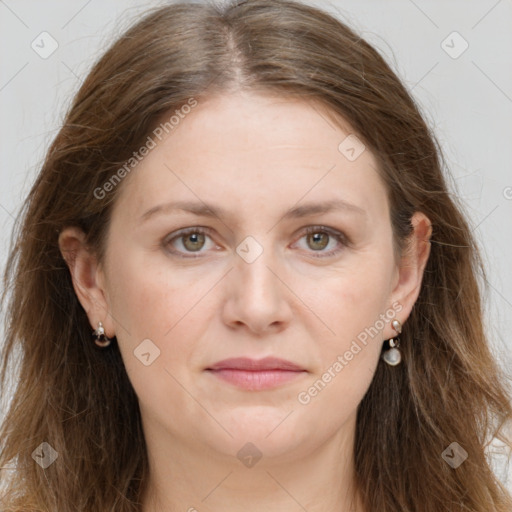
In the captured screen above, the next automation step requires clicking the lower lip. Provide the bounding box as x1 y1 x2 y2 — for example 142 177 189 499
206 369 306 390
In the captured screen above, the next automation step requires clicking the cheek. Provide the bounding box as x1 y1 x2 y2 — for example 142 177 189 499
106 253 203 410
306 260 393 350
294 279 389 425
105 244 227 366
107 246 199 338
292 257 394 418
103 250 191 379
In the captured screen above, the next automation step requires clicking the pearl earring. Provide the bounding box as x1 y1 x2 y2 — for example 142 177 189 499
382 319 402 366
92 321 112 348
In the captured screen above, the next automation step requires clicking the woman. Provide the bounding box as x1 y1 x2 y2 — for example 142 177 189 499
1 0 511 510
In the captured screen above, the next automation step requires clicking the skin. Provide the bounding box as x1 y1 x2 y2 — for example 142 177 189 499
59 91 432 512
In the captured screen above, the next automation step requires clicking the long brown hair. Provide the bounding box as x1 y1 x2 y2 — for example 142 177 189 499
1 1 511 510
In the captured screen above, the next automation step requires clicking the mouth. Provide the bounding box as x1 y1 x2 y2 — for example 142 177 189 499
205 357 307 391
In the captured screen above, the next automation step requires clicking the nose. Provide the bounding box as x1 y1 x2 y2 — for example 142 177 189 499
221 241 293 335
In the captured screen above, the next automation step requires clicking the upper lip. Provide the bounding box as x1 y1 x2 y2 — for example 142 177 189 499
207 357 305 372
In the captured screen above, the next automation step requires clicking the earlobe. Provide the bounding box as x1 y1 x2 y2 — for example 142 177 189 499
58 227 115 338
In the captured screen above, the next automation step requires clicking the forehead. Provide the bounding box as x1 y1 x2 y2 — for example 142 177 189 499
110 91 387 225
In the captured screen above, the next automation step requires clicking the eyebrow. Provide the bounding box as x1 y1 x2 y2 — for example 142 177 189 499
139 198 367 225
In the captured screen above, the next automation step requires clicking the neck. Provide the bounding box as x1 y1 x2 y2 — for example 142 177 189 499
140 410 366 512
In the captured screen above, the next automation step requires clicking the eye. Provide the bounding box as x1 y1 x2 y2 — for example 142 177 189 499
294 226 349 258
163 227 217 257
163 225 349 259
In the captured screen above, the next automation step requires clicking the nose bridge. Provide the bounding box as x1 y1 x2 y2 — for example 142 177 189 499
222 232 292 332
234 234 279 300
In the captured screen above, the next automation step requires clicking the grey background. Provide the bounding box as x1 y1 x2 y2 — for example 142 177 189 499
0 0 511 489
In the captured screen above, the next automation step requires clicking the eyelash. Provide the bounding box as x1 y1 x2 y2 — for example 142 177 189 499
163 225 350 259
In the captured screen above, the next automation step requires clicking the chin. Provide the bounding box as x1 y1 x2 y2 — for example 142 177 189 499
198 415 309 460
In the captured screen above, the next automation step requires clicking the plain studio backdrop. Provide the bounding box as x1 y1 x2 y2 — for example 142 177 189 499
0 0 511 492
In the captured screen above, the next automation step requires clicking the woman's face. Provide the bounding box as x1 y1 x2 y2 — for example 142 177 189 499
67 91 430 465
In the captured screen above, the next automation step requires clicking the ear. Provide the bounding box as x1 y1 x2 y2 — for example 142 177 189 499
386 211 432 337
58 226 116 338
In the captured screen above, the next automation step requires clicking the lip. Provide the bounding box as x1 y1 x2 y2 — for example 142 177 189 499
207 357 304 372
205 357 307 391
